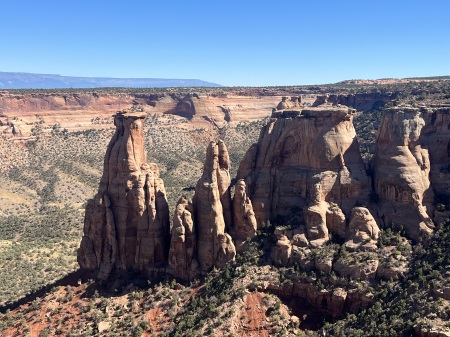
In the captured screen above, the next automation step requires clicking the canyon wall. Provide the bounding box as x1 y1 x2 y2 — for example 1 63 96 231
0 91 282 138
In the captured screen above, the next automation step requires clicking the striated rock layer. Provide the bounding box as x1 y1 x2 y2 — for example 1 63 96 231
237 106 372 246
78 110 170 280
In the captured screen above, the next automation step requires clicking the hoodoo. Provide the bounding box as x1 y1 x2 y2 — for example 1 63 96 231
78 110 170 280
193 140 236 272
167 196 198 280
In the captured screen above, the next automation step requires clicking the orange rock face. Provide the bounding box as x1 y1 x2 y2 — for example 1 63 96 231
167 196 198 280
372 106 450 240
78 110 170 280
372 107 434 240
0 91 282 138
193 140 236 272
237 107 371 246
233 179 258 252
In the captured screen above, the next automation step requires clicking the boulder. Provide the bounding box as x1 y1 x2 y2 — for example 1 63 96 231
345 207 379 251
271 235 292 266
275 96 302 110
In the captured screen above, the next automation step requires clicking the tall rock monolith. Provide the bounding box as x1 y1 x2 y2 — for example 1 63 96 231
78 110 170 280
193 140 236 272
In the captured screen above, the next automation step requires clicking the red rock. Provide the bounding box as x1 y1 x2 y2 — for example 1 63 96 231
78 110 170 280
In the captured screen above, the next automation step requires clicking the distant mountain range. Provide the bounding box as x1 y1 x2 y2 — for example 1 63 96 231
0 71 221 89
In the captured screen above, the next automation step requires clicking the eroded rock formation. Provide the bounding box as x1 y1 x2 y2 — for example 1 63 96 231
420 106 450 199
372 106 434 240
233 179 258 252
312 92 398 111
78 110 170 280
193 140 236 272
275 96 302 110
172 94 197 119
237 106 372 246
344 207 380 252
167 196 198 280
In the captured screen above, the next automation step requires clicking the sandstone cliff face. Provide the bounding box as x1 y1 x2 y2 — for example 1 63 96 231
172 94 197 119
78 110 170 280
237 106 372 246
312 92 398 111
372 107 434 240
193 140 236 272
0 91 282 138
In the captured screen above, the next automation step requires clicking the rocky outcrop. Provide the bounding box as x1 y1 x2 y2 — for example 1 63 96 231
167 196 198 280
420 106 450 199
233 179 257 252
344 207 380 251
266 277 374 318
372 106 434 240
78 110 170 280
172 94 197 119
415 324 450 337
237 106 372 246
312 92 398 111
193 140 236 272
275 96 302 110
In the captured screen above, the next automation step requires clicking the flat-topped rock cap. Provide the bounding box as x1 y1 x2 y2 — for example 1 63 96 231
272 106 355 118
114 109 147 119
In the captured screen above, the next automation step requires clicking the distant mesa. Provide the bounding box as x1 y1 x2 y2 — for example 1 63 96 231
0 71 222 89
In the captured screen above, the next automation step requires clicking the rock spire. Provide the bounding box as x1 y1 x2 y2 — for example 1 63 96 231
78 110 170 280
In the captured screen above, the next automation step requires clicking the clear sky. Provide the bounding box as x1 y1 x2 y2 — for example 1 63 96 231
1 0 449 86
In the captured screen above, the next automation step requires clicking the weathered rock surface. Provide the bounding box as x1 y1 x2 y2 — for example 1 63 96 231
266 277 374 318
78 110 170 280
237 106 372 246
420 107 450 199
275 96 302 110
312 92 398 111
172 94 197 119
193 140 236 272
233 179 257 252
0 90 283 138
372 106 434 240
415 324 450 337
167 196 198 280
345 207 380 251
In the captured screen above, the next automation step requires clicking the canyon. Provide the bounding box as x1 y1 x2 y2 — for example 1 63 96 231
77 95 450 327
0 85 410 141
2 80 450 336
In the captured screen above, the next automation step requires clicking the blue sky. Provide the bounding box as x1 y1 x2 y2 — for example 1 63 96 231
1 0 449 86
